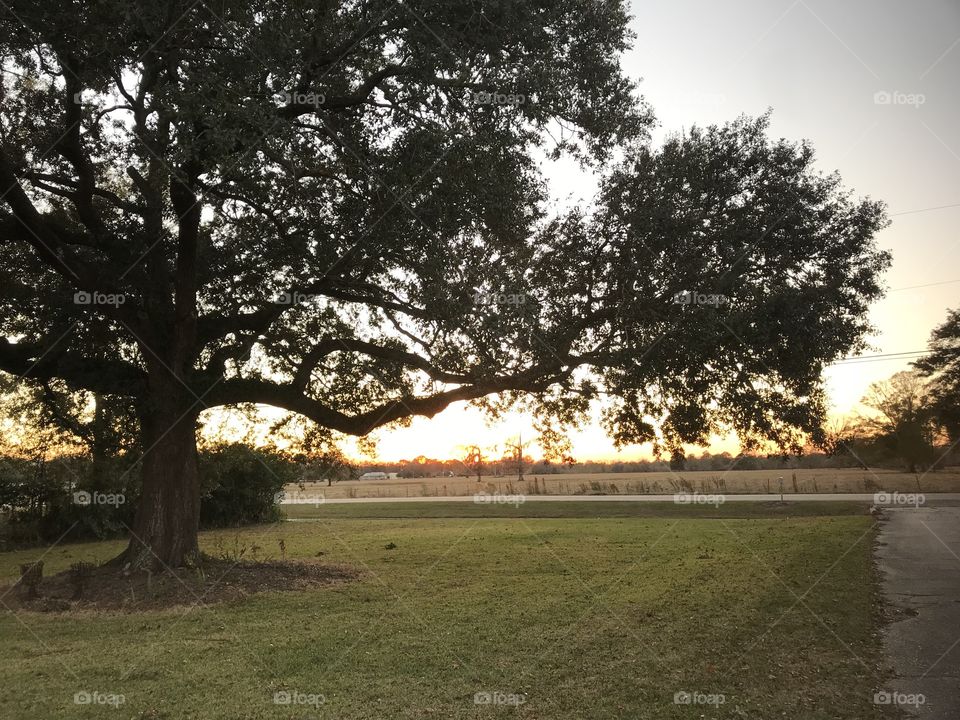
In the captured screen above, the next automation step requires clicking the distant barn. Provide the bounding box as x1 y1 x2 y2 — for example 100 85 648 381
359 471 389 480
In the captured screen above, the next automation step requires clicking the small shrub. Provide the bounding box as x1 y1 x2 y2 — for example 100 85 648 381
69 561 96 600
199 444 296 528
18 561 43 599
212 534 248 562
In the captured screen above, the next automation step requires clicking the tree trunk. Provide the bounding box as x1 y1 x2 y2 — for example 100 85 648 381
121 383 201 570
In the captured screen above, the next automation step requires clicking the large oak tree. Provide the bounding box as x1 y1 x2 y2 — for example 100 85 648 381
0 0 889 568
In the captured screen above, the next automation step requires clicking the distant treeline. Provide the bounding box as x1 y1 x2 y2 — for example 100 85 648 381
354 448 958 479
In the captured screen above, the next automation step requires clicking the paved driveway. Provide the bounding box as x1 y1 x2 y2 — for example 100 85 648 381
876 507 960 718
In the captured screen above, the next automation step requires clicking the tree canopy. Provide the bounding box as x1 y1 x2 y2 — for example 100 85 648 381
0 0 890 566
915 306 960 443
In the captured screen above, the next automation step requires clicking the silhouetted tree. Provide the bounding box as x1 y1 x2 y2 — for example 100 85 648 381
0 1 889 567
915 307 960 443
859 371 938 472
502 435 531 481
462 445 487 482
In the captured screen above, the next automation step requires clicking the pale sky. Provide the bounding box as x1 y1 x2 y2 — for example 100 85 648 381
219 0 960 462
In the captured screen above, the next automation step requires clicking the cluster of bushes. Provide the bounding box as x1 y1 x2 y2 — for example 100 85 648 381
199 444 299 528
0 444 299 549
0 455 138 547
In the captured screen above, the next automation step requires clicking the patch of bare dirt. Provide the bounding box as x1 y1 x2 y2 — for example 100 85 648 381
2 558 362 613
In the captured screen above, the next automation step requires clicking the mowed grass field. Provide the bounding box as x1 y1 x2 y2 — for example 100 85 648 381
0 502 896 719
299 466 960 499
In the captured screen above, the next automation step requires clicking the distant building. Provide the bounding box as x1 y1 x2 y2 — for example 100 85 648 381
359 471 388 480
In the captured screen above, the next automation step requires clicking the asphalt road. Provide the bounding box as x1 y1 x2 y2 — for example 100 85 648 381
876 507 960 719
282 492 960 505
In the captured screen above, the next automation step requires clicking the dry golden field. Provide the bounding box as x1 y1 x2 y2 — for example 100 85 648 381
284 466 960 500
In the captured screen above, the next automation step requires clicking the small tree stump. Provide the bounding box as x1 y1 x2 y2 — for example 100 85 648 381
69 562 96 600
18 561 44 599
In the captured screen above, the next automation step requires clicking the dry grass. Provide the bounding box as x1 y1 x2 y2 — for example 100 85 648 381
287 466 960 500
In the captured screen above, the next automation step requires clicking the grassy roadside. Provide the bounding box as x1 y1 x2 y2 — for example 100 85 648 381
0 505 893 719
282 499 872 520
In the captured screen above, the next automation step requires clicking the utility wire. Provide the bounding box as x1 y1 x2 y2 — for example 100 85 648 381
830 356 926 366
890 202 960 217
835 351 926 361
888 278 960 292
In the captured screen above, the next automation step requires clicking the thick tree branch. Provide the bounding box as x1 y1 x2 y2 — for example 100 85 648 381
291 336 472 391
0 337 146 397
206 369 562 436
197 282 431 346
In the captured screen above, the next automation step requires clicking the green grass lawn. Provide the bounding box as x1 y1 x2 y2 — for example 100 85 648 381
282 499 872 520
0 503 893 719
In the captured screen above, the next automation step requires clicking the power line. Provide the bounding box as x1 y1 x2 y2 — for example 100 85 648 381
838 350 926 360
890 202 960 217
830 350 927 366
830 356 925 366
888 278 960 292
